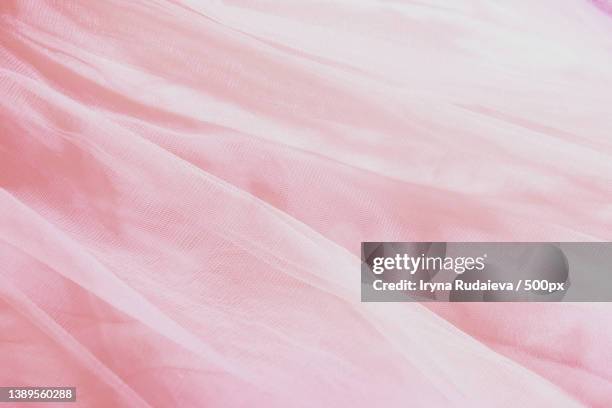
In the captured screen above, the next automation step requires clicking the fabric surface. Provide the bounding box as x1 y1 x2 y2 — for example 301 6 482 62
1 0 612 406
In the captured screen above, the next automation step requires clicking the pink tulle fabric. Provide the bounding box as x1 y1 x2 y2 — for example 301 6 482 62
1 0 612 406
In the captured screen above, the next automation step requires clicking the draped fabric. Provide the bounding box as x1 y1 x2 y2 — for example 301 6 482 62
1 1 611 406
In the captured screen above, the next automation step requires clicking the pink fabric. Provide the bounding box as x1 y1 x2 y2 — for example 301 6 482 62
1 0 612 406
